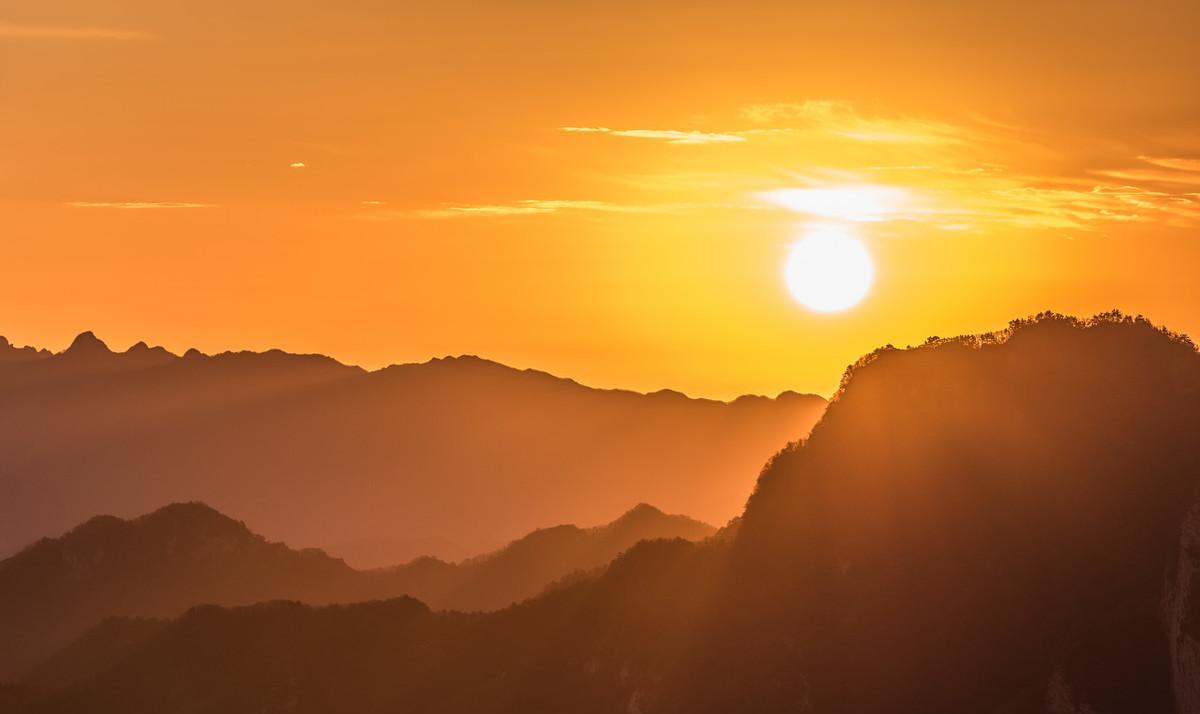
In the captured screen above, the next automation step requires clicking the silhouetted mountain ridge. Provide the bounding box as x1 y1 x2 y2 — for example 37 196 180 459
2 333 801 406
0 501 713 681
0 336 51 366
0 331 823 569
12 312 1200 713
700 311 1200 713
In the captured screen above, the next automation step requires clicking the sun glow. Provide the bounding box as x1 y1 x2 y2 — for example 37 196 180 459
785 225 875 312
761 185 910 222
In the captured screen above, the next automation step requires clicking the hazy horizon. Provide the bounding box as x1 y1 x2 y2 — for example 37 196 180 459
5 1 1198 399
0 327 835 401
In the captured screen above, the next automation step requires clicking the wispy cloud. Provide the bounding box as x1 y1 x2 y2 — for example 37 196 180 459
559 101 969 156
1094 168 1200 186
461 101 1200 232
560 127 747 145
971 183 1200 230
356 199 691 220
415 199 668 219
757 185 916 222
67 201 210 209
753 171 1200 232
0 23 151 40
1138 156 1200 172
740 100 967 144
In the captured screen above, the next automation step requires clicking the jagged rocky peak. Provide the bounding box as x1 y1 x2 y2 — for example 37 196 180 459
0 335 53 365
121 340 176 364
63 331 112 357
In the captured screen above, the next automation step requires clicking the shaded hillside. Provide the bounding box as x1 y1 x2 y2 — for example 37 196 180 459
0 501 712 681
0 503 358 681
16 539 721 714
14 312 1200 714
22 618 167 692
0 333 823 566
381 502 714 612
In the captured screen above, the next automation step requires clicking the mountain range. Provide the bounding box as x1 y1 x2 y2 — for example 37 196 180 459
0 500 711 682
5 312 1199 713
0 332 823 567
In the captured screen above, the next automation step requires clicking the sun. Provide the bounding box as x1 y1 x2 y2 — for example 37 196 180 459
785 225 875 312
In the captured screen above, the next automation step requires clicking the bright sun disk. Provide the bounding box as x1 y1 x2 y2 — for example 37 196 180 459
785 225 875 312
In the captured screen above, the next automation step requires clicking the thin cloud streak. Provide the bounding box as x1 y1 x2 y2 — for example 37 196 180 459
1096 168 1200 185
67 202 211 209
0 23 151 40
360 199 699 220
740 100 968 145
563 101 975 153
560 127 747 145
415 199 670 219
1139 156 1200 172
758 185 915 222
754 171 1200 232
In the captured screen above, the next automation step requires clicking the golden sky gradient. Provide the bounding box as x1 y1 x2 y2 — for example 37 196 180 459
2 0 1199 398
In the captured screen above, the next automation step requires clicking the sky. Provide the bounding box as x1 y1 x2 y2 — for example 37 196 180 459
2 0 1198 398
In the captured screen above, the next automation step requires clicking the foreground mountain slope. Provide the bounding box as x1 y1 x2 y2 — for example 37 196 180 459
688 312 1200 713
0 333 823 567
0 501 712 681
14 312 1200 714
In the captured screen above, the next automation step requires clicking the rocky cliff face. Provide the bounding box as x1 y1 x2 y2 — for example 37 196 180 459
1166 497 1200 714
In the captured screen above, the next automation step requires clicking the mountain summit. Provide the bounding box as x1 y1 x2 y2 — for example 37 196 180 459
62 331 110 356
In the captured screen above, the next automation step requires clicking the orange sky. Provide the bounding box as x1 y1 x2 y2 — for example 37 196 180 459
2 0 1199 398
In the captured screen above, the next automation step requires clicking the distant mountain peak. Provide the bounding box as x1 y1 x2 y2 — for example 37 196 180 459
63 331 112 356
604 503 715 541
421 354 504 370
125 341 151 353
620 502 665 519
137 500 234 523
126 341 176 362
0 336 54 365
47 502 251 547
